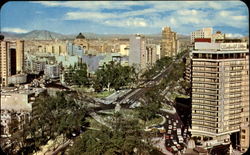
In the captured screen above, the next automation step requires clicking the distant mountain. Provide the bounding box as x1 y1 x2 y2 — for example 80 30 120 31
20 30 69 40
1 29 191 41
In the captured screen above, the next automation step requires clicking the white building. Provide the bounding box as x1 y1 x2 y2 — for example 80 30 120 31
129 34 146 71
191 28 213 43
44 64 60 79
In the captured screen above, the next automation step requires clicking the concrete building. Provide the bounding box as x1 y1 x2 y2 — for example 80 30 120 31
44 64 60 79
55 55 80 68
0 86 45 138
156 44 161 60
145 44 157 67
0 92 32 137
190 42 249 150
38 41 67 56
0 39 25 87
191 28 213 43
129 34 146 71
67 42 85 58
161 26 178 57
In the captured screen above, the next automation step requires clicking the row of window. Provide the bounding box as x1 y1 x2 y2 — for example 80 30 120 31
193 72 218 77
192 89 217 94
193 61 218 66
193 105 217 111
192 116 217 122
193 110 218 116
193 77 219 83
193 83 218 89
193 94 217 100
192 99 218 105
192 126 217 133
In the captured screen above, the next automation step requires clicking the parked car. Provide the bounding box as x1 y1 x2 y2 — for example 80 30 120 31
167 130 171 134
169 125 173 129
176 144 182 150
165 134 170 139
178 136 184 143
170 135 174 139
173 122 177 126
173 140 178 145
171 146 178 152
166 147 173 152
177 128 182 136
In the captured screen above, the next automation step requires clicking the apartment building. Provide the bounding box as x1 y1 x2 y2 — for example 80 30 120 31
191 28 213 43
161 27 178 57
0 39 25 87
129 34 147 71
190 42 249 150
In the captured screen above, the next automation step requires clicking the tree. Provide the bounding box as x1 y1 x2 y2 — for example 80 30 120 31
64 62 89 86
94 61 136 91
69 115 156 155
136 88 163 125
5 91 89 154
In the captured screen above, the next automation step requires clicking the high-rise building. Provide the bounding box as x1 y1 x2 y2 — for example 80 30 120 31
161 26 177 57
191 28 213 43
0 39 24 87
129 34 146 70
190 41 249 149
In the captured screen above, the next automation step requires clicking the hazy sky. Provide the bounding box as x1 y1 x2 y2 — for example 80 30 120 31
1 1 248 37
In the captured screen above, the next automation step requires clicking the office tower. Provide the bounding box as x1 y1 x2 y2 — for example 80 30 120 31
0 39 24 87
190 41 249 149
129 34 146 70
191 27 213 43
161 26 177 58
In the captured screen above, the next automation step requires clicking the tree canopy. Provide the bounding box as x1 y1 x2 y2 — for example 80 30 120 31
94 61 137 91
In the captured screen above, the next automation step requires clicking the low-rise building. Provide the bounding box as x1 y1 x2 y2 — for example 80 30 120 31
44 64 60 79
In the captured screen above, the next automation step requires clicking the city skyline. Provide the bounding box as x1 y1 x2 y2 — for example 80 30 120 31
0 1 248 37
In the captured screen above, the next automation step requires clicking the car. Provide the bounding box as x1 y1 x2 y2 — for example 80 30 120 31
178 136 184 143
177 128 182 135
173 122 177 126
166 147 173 152
173 140 178 145
171 146 178 152
167 130 171 134
165 134 170 139
169 125 173 129
176 144 182 150
168 120 171 124
170 135 174 139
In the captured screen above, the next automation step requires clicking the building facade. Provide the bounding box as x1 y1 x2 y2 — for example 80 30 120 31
0 40 25 87
190 42 249 150
129 34 146 71
44 64 60 79
191 28 213 44
161 27 178 57
145 44 157 68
